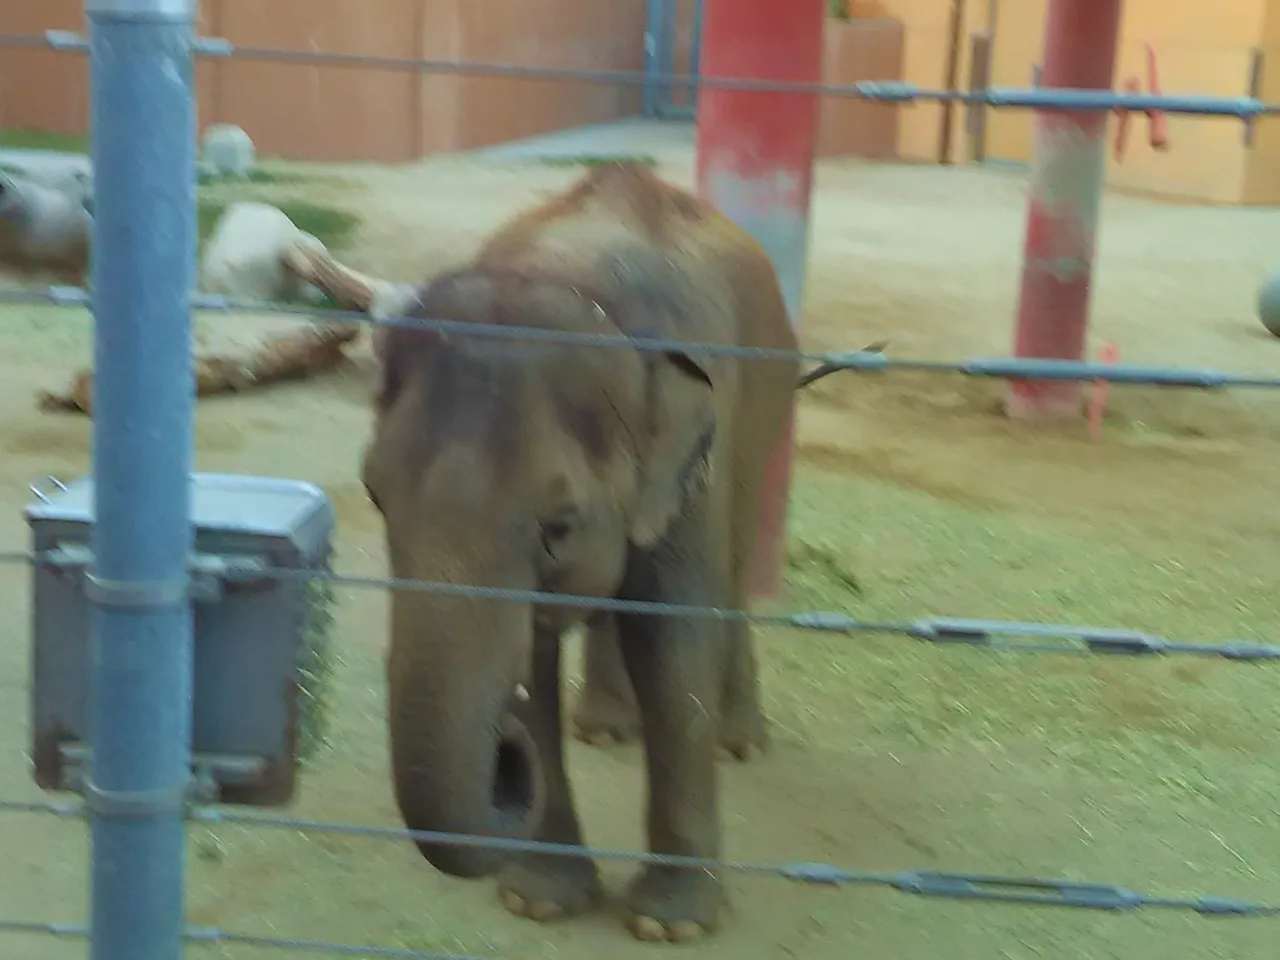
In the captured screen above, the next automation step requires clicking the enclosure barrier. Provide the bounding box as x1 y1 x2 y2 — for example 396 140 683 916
2 27 1275 117
2 8 1280 959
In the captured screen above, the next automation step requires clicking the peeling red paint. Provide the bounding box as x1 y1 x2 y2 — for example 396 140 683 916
1008 0 1122 421
696 0 824 598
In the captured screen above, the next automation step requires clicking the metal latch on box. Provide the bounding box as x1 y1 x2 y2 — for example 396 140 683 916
41 544 274 604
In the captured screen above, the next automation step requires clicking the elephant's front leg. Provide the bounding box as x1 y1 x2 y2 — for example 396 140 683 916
616 579 727 941
571 612 641 746
498 628 603 922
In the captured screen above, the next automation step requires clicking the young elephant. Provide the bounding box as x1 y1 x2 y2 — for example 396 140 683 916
360 163 798 942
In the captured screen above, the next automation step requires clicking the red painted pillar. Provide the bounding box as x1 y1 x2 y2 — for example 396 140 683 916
696 0 824 598
1006 0 1122 420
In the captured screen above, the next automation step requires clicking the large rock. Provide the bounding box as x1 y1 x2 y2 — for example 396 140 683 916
0 170 92 279
199 201 326 303
201 124 256 179
0 155 93 212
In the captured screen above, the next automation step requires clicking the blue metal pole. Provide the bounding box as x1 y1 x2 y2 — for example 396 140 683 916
643 0 663 117
83 1 197 959
688 0 704 110
656 0 676 117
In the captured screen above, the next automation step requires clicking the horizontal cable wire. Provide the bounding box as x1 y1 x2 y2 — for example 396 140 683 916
191 930 491 959
1 285 1277 389
0 30 1274 118
3 547 1279 660
0 799 1276 918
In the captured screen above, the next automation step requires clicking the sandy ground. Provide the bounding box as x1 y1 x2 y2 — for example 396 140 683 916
1 139 1280 960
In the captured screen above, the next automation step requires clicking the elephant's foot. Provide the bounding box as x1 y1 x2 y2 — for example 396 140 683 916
715 701 768 763
571 689 641 747
497 855 603 923
624 865 726 943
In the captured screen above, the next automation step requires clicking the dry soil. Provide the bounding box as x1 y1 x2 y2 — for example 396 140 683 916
1 145 1278 960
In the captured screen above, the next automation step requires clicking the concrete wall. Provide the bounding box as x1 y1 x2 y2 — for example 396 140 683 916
0 0 646 163
0 2 89 141
818 18 903 160
8 1 1279 203
970 0 1280 205
843 0 987 163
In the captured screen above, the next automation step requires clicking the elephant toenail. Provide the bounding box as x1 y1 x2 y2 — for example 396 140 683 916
629 915 666 942
669 920 706 943
500 889 527 916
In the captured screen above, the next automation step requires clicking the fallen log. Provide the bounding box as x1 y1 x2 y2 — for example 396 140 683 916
37 240 382 415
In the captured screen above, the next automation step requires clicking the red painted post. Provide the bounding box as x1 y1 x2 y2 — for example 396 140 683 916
1006 0 1122 420
696 0 824 598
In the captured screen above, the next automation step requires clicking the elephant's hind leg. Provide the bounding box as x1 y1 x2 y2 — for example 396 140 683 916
498 629 603 922
715 622 767 762
573 611 766 762
571 612 641 746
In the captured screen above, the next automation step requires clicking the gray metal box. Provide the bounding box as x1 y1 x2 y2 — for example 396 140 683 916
26 472 335 807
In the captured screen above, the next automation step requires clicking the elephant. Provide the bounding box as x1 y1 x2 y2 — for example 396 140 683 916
360 162 798 942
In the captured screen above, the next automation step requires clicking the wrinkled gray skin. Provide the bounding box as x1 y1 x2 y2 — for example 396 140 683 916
360 164 797 942
571 610 765 757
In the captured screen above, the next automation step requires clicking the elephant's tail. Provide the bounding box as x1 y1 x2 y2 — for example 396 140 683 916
796 340 889 390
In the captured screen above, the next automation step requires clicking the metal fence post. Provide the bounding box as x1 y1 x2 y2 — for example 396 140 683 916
695 0 824 598
1005 0 1121 420
83 1 197 959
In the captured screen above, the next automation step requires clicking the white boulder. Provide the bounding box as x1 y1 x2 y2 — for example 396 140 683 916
201 124 256 179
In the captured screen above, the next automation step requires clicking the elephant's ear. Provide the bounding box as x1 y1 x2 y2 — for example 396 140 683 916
629 349 716 548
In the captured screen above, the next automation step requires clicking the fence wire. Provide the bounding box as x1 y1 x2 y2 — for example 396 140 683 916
1 797 1277 921
2 15 1280 959
3 547 1279 660
2 285 1278 391
0 29 1275 118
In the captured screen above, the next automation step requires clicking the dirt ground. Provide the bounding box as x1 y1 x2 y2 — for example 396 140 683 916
1 143 1279 960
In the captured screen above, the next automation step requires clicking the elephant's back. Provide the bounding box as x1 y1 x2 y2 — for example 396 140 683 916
472 162 795 360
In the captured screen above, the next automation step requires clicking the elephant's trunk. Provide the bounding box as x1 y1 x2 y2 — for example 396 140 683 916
386 589 544 878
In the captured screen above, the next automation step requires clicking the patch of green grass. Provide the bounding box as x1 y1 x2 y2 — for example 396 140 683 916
197 167 310 186
0 128 89 154
196 196 359 252
538 153 658 168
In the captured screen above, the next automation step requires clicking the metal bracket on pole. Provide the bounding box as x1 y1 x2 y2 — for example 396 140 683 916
84 0 194 17
44 27 232 57
59 745 267 805
41 543 271 604
82 777 191 818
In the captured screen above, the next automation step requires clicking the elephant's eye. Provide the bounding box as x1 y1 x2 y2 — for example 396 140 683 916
539 510 577 555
